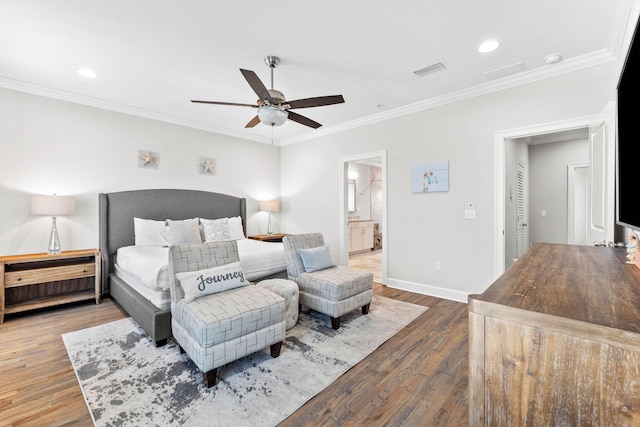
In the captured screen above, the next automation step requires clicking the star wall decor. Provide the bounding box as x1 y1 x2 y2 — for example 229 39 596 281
199 157 216 175
138 150 159 169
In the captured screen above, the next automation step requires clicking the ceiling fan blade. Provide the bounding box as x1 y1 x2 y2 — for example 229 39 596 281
287 111 322 129
245 115 261 128
191 100 259 108
286 95 345 109
240 69 272 103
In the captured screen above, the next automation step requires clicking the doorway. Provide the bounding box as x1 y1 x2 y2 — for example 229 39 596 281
503 128 590 270
494 106 616 278
339 150 387 284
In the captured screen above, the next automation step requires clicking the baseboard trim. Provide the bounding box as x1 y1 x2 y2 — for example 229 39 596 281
385 278 469 303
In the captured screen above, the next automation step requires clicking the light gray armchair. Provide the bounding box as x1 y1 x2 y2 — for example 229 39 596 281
282 233 373 329
169 241 286 388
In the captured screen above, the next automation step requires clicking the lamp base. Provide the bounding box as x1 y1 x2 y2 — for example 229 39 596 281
48 216 62 255
267 212 273 235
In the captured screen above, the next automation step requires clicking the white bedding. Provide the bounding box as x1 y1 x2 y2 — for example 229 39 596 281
114 239 287 307
235 238 287 281
116 245 171 291
114 264 172 310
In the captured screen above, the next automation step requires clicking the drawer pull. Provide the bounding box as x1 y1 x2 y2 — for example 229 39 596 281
17 277 21 281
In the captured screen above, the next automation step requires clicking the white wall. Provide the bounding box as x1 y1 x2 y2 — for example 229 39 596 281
529 138 589 245
0 88 281 256
280 62 620 299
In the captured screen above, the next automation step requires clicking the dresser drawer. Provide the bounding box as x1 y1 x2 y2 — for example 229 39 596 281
4 263 95 287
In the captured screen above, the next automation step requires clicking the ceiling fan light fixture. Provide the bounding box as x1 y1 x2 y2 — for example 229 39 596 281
258 106 288 126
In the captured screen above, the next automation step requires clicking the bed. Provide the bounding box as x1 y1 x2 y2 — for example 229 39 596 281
98 189 287 346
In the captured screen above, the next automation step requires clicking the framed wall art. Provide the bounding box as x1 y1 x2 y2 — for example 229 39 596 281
411 161 449 193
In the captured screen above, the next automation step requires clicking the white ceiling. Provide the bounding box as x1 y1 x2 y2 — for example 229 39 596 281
0 1 637 145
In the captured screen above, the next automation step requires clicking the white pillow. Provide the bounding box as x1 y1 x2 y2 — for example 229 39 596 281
167 218 202 244
200 218 230 242
298 245 337 273
175 261 248 303
134 218 171 246
228 216 245 240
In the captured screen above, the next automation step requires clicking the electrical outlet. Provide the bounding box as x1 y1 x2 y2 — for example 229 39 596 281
465 209 476 219
434 261 441 270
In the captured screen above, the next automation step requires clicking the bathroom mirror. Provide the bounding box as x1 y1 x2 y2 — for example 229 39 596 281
348 180 356 212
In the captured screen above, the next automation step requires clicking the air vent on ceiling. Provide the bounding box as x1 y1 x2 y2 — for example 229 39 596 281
413 61 447 77
484 62 526 80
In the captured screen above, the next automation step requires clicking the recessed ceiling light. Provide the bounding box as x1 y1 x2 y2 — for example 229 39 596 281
77 68 98 79
478 40 500 53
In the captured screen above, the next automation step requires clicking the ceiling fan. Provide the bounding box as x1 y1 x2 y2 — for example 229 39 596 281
191 55 345 129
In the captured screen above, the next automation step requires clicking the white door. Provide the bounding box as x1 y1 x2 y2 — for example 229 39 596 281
586 102 616 246
516 161 528 258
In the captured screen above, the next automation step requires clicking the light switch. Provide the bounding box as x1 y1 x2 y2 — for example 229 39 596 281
465 209 476 220
541 210 547 217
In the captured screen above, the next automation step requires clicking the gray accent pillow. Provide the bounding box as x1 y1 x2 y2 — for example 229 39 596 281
298 245 337 272
167 218 202 244
200 217 231 242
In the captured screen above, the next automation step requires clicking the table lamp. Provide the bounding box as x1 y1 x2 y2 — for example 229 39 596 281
31 194 76 254
259 200 279 235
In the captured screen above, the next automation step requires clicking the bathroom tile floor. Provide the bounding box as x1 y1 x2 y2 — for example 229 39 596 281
348 249 383 283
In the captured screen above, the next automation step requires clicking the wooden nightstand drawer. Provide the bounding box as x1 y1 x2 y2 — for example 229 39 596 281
5 263 95 287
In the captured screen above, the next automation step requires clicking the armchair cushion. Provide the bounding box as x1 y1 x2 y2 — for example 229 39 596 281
175 261 248 303
297 266 373 300
298 245 337 272
172 285 284 348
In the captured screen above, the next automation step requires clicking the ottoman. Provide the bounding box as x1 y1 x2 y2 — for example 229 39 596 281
256 279 299 329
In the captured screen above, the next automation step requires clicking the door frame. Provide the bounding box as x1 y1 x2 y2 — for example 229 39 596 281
494 115 601 280
338 150 387 283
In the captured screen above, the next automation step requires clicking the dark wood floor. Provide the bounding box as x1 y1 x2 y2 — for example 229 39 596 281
0 284 469 426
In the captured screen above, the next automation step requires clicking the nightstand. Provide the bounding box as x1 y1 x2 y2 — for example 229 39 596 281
0 249 101 323
248 233 288 243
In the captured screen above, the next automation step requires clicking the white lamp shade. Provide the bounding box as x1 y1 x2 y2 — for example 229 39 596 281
31 195 76 216
259 200 280 213
258 107 288 126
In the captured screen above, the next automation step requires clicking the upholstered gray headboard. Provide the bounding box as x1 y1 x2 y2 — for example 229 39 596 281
98 189 246 293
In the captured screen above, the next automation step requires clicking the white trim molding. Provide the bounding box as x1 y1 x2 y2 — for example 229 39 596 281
385 278 469 304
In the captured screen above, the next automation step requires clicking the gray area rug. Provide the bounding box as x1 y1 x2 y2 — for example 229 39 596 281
62 295 427 427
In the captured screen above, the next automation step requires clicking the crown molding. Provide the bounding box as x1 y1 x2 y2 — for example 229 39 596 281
0 76 272 145
279 49 617 146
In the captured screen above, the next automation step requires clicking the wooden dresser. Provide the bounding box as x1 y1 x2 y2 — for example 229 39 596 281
469 243 640 426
